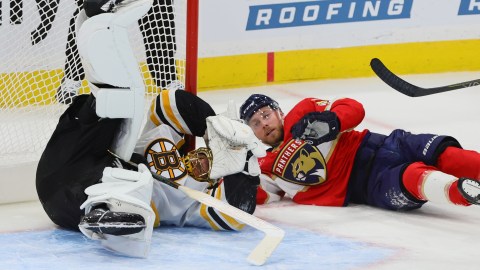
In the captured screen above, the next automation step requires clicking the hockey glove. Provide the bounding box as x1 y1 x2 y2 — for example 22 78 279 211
206 115 266 179
291 111 340 145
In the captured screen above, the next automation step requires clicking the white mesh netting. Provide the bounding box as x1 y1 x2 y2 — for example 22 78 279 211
0 0 188 167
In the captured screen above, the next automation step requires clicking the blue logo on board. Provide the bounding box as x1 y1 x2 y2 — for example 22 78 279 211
246 0 413 30
458 0 480 15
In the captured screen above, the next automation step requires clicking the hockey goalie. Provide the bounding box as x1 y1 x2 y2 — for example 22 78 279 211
35 0 266 258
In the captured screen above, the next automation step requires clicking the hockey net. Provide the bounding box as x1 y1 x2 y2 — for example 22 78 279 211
0 0 198 203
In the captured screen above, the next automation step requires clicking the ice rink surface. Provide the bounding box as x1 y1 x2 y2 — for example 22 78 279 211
1 72 479 269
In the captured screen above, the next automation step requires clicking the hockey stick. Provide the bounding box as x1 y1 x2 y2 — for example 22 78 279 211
107 150 284 266
370 58 480 97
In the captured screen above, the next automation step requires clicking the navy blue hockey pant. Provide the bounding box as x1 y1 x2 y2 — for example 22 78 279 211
346 129 460 211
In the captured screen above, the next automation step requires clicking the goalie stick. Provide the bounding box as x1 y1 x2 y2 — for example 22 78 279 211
107 150 284 266
370 58 480 97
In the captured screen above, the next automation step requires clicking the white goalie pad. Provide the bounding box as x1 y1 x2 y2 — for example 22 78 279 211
78 0 152 88
206 115 266 179
79 165 155 258
77 0 153 161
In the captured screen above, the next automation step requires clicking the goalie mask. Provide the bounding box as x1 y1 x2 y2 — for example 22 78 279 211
183 147 214 184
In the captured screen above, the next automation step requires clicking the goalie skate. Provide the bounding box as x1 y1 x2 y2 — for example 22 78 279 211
458 178 480 205
79 208 146 236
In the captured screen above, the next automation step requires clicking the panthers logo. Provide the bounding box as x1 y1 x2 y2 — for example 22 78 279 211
145 138 187 180
273 140 326 185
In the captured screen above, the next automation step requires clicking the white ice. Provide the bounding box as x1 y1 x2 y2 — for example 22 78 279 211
1 72 479 269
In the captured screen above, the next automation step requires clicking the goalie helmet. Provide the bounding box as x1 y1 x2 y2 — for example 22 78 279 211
240 94 280 122
183 147 214 184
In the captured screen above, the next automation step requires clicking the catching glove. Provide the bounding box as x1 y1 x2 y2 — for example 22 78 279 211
206 115 266 179
291 111 340 145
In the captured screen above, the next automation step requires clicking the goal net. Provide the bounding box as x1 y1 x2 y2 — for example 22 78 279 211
0 0 198 203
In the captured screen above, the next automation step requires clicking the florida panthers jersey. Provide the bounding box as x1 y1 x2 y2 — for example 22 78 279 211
257 97 368 206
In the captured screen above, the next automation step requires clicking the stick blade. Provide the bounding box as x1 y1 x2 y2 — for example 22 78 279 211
247 231 285 266
370 58 420 97
178 186 284 265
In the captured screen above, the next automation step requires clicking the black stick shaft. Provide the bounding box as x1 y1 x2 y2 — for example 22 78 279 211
370 58 480 97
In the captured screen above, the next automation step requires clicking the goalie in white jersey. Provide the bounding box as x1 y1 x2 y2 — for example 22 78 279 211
132 89 262 230
36 0 265 258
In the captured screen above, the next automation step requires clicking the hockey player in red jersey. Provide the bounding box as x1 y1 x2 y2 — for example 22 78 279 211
239 94 480 210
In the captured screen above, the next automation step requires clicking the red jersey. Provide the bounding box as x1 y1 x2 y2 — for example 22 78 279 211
257 98 368 206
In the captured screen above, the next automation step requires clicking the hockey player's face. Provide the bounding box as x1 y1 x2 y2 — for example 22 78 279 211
247 106 284 146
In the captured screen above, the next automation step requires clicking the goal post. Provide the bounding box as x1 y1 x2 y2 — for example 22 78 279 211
0 0 199 204
184 0 199 153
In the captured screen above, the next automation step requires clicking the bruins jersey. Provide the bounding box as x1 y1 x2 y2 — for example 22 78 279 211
135 90 257 231
145 89 215 137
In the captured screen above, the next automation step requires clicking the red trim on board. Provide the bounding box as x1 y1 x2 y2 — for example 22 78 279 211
267 52 275 82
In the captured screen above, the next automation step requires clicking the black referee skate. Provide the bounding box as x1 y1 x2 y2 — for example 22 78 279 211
458 178 480 205
79 208 146 236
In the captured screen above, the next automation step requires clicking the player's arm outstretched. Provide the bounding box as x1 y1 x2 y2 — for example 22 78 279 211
289 97 365 145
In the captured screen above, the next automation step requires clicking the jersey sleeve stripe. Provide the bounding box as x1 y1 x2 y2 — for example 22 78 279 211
219 212 245 230
214 185 245 230
209 185 241 231
150 200 161 227
160 90 186 134
149 99 161 126
199 198 220 230
207 206 233 231
167 90 193 135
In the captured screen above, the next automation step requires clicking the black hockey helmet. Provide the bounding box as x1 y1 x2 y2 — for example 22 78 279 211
240 94 280 122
